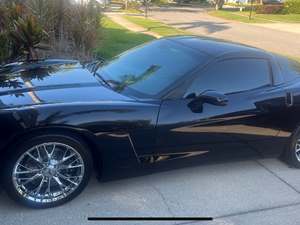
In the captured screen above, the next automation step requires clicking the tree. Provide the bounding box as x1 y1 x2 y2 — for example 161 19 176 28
209 0 225 10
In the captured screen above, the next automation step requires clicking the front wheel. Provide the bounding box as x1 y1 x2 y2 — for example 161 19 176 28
3 134 92 208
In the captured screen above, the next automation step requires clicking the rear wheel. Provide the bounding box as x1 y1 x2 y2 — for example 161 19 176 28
285 128 300 168
3 134 92 208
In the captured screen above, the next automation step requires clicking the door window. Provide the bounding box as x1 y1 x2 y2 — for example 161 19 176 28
186 58 271 95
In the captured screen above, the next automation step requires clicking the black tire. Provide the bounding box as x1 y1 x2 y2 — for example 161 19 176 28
285 127 300 168
2 134 93 208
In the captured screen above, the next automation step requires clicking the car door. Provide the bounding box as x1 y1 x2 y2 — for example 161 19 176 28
155 57 287 157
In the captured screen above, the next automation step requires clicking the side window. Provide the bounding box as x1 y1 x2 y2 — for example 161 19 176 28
186 58 271 95
276 55 300 82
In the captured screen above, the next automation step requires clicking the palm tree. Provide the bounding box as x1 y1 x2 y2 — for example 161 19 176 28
9 16 49 61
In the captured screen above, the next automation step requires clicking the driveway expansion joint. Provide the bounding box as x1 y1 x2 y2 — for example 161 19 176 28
175 201 300 225
150 184 175 217
254 159 300 195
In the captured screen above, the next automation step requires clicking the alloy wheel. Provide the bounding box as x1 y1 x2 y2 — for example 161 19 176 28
12 142 85 203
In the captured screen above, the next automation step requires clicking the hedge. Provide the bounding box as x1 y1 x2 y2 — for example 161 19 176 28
256 4 284 14
284 0 300 14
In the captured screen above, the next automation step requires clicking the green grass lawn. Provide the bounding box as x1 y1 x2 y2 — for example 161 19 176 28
209 10 300 23
95 17 155 59
123 15 188 36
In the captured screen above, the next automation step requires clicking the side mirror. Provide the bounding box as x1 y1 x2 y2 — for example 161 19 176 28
198 90 228 106
186 90 228 113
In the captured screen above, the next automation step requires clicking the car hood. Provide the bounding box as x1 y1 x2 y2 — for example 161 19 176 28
0 60 133 109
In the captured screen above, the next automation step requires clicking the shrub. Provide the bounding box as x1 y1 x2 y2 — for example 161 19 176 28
284 0 300 14
9 16 49 61
152 0 169 5
127 1 142 9
256 4 284 14
0 0 102 64
0 2 49 63
0 33 9 64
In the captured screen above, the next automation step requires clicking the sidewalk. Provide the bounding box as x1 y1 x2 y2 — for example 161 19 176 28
252 23 300 35
105 13 162 38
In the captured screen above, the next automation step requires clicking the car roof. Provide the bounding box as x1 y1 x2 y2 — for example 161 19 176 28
167 36 269 58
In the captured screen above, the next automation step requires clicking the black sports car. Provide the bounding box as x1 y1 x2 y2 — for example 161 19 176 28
1 36 300 208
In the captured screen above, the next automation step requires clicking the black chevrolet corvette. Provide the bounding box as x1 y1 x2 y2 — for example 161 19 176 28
1 36 300 208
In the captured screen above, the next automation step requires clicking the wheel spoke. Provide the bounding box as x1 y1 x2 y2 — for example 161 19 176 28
22 173 42 186
13 142 85 203
15 169 41 175
57 172 79 186
43 144 56 161
27 152 43 164
59 164 83 170
57 172 82 180
53 176 67 194
33 176 45 196
46 177 52 195
36 147 43 163
61 152 76 163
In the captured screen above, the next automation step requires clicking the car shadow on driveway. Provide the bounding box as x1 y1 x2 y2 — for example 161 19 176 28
0 147 261 207
169 21 231 34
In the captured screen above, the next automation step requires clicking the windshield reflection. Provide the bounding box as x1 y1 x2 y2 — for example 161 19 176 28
96 39 204 98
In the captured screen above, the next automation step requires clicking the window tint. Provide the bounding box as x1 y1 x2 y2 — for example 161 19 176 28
97 40 207 98
186 58 271 95
275 55 300 82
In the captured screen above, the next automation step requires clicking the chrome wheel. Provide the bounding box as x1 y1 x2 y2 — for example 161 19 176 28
295 139 300 162
12 142 85 203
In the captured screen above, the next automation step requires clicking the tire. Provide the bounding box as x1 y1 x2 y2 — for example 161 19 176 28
285 127 300 168
2 134 93 208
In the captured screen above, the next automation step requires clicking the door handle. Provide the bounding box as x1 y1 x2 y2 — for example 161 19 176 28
286 92 294 107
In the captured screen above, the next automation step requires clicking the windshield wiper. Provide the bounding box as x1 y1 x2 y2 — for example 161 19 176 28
95 72 113 89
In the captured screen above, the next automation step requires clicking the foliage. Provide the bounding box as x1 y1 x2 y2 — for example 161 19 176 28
0 33 9 63
0 2 48 63
209 9 300 23
9 16 49 61
0 5 9 63
208 0 225 10
151 0 169 5
256 4 284 14
0 0 102 64
284 0 300 14
225 2 261 7
127 1 142 9
69 0 102 59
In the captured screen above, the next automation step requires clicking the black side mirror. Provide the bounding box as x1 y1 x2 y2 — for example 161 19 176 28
198 90 228 106
186 90 228 113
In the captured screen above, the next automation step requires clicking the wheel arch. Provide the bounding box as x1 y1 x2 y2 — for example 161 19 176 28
0 125 103 178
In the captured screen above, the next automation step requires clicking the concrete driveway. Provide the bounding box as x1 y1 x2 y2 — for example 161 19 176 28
149 6 300 57
1 154 300 225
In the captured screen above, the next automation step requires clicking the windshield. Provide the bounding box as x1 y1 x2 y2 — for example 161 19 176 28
96 39 206 98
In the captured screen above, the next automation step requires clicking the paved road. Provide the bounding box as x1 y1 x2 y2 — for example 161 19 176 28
1 155 300 225
149 6 300 57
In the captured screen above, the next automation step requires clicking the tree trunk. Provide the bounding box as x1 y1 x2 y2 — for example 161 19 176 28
125 0 128 10
215 0 225 10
